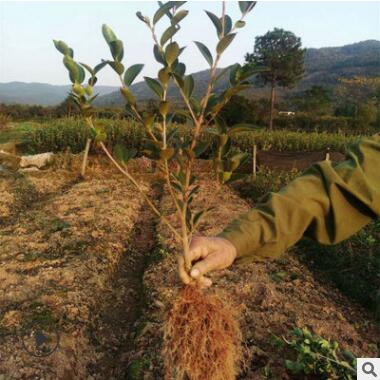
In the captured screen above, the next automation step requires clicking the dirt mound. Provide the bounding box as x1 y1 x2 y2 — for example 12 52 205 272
0 167 150 379
0 160 378 379
135 177 379 379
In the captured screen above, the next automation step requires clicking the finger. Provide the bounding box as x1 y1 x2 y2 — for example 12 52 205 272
188 237 208 261
190 253 221 279
198 275 212 288
178 256 191 285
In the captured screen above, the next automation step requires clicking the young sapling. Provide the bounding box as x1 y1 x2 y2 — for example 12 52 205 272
55 2 259 378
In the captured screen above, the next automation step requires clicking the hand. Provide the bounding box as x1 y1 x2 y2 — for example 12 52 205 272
178 236 237 287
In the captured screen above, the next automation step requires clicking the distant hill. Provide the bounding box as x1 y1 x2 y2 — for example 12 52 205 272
0 40 378 107
0 82 117 106
95 39 380 107
300 39 380 88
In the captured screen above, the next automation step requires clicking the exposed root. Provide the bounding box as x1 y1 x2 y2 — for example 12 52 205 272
163 286 243 380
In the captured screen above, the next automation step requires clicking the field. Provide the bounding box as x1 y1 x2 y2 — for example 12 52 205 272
1 0 379 378
0 121 379 379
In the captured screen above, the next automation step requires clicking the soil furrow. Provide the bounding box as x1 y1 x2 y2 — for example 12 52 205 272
88 181 162 379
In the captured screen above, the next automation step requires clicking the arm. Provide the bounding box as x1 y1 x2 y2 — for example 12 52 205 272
180 133 380 285
219 133 380 263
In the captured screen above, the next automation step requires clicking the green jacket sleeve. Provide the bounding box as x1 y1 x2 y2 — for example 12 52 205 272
219 133 380 263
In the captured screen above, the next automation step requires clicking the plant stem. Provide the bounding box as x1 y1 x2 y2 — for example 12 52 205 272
99 141 181 241
81 138 92 177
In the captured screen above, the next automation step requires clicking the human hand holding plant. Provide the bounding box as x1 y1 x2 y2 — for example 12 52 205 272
179 236 237 287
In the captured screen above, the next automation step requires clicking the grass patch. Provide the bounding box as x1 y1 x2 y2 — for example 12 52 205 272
0 122 40 145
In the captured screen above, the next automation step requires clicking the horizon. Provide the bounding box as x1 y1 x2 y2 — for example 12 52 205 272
1 38 379 87
0 1 379 86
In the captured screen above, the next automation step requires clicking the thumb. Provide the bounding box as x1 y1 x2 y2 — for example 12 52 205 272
190 253 220 279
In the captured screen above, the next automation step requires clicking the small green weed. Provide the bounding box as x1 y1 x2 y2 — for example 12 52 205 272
273 327 356 379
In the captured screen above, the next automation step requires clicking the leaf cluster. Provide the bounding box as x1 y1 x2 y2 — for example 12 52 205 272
283 327 357 380
53 1 259 245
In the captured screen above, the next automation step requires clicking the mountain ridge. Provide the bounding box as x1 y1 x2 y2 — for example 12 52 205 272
0 40 378 107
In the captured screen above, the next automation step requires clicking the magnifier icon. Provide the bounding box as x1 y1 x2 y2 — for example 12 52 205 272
363 362 378 377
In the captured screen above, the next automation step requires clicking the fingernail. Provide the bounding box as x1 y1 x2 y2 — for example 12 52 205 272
190 269 200 278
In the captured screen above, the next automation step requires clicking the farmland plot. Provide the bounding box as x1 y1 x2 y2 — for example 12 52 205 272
0 159 378 379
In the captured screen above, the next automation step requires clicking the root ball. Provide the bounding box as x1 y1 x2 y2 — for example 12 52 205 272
163 286 243 380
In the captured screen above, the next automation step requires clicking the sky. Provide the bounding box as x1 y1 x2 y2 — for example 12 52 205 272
0 1 379 86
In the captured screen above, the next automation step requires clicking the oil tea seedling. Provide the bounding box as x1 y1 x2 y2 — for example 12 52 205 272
55 2 259 378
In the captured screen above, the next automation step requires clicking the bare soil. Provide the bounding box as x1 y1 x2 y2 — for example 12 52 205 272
0 158 378 380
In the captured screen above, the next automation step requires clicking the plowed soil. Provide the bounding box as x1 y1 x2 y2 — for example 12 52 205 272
0 158 378 380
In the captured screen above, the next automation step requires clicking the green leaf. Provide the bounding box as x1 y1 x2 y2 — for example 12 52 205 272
79 63 94 76
158 1 173 20
229 152 248 171
171 9 188 25
174 62 186 76
109 39 124 61
153 44 165 64
144 77 164 99
285 360 304 374
53 40 73 57
124 64 144 86
205 94 219 113
194 141 209 157
193 210 206 228
88 76 97 86
94 61 108 74
183 75 194 99
77 64 86 84
214 117 228 134
160 25 179 46
84 85 93 96
63 55 81 83
238 1 257 14
194 41 213 67
165 42 180 66
224 172 247 184
227 123 259 135
106 61 125 75
223 15 233 35
120 87 136 105
189 97 201 114
159 100 170 116
178 46 186 57
153 1 184 24
342 350 356 362
158 68 170 86
102 24 118 45
205 11 222 37
216 33 236 54
136 11 150 24
171 73 184 88
235 20 246 28
94 127 107 143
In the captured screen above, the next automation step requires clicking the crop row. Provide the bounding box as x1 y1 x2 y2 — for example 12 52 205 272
19 118 363 155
